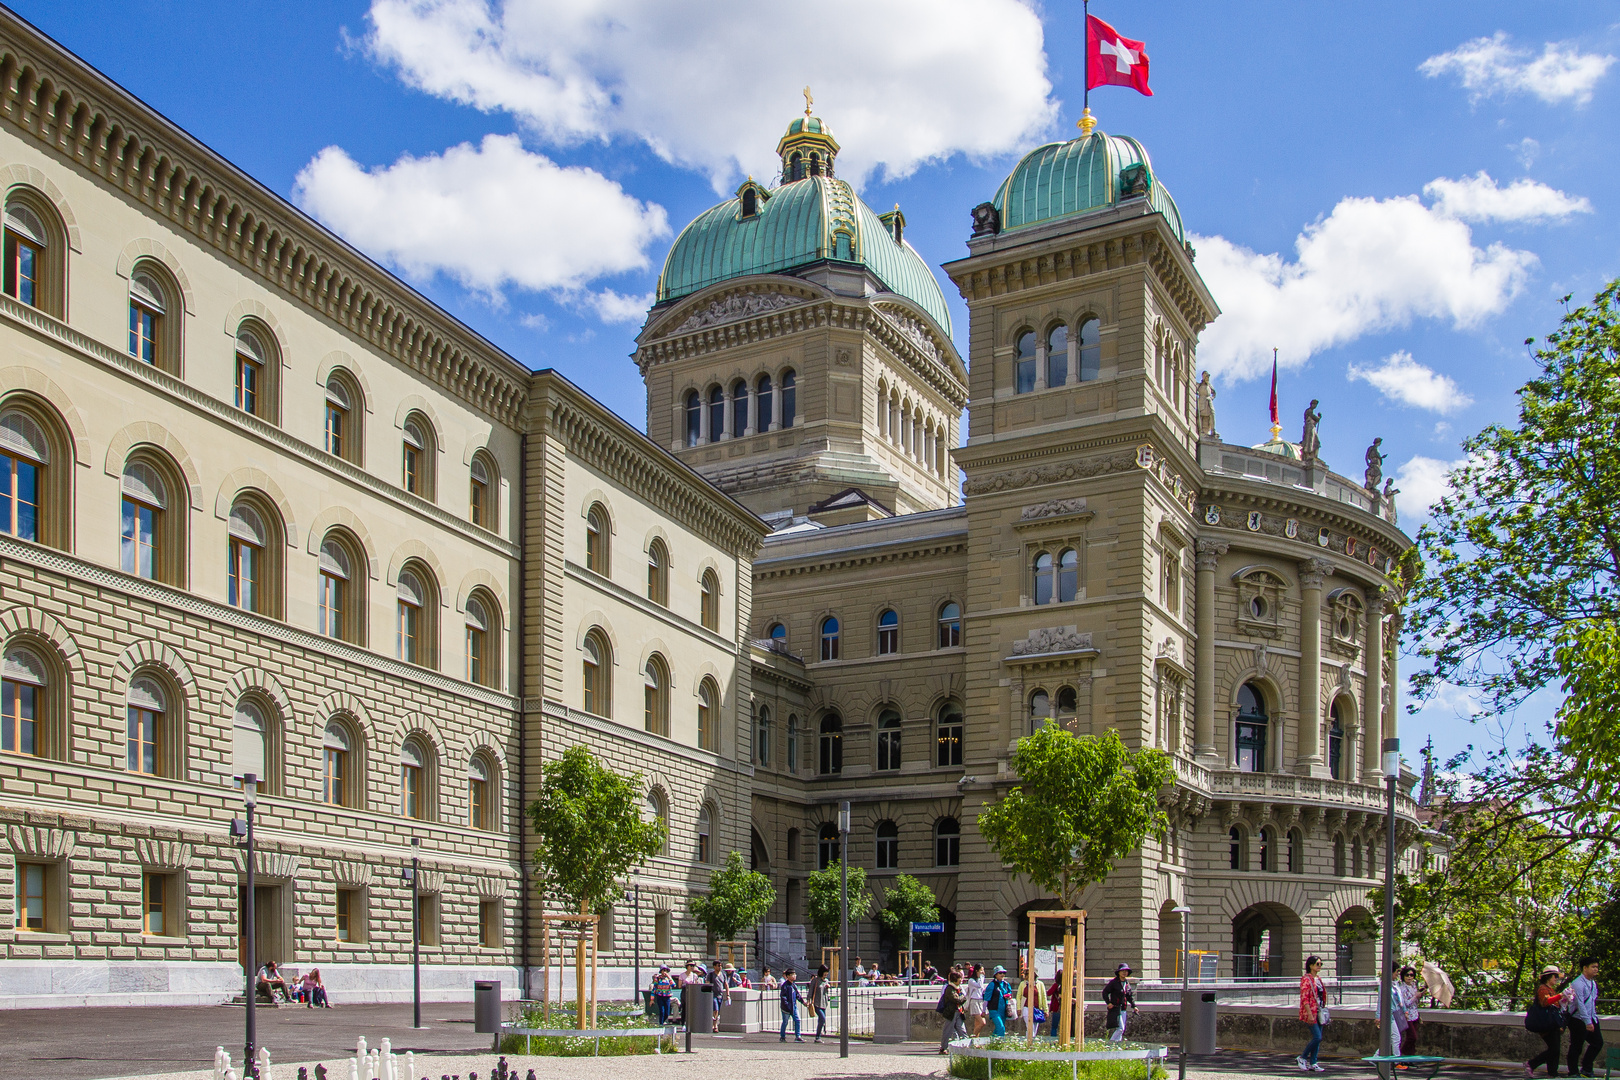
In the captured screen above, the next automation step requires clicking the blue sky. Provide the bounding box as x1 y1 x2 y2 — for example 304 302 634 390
17 0 1618 769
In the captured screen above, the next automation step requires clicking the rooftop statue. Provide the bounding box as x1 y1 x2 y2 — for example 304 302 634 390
1301 399 1321 463
1195 371 1217 436
1365 438 1387 491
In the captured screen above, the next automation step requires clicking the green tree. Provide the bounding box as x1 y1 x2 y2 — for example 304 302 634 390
689 850 775 944
806 860 874 944
527 744 664 1025
876 873 941 966
978 726 1172 907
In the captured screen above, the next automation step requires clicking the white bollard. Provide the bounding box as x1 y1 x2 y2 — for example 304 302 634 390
257 1045 272 1080
405 1050 415 1080
349 1056 360 1080
215 1046 228 1080
356 1036 368 1063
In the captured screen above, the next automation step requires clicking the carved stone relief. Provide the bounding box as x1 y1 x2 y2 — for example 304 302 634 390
1011 627 1095 656
673 291 805 333
1020 497 1089 521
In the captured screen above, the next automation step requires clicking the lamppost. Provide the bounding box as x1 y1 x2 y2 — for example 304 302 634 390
232 773 259 1080
838 800 851 1060
402 837 421 1029
627 883 641 1010
1173 904 1192 1080
1378 738 1400 1077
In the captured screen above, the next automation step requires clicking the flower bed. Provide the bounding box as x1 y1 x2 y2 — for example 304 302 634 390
948 1037 1170 1080
500 1001 677 1056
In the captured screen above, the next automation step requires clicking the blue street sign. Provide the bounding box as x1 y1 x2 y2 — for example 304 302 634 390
911 921 945 934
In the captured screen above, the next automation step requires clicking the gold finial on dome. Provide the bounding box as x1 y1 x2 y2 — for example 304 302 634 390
1077 107 1097 136
803 86 813 116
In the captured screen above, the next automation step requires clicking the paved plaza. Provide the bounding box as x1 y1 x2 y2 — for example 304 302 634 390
0 1002 1526 1080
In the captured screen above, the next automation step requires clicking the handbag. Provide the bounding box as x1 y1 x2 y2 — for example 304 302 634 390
1032 1007 1048 1026
1527 1002 1563 1032
1318 1006 1332 1025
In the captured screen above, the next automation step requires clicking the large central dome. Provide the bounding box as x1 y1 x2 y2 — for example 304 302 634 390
655 113 952 334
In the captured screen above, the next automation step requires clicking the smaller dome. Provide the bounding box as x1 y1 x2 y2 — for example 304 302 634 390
1253 438 1301 461
786 116 831 138
993 129 1184 241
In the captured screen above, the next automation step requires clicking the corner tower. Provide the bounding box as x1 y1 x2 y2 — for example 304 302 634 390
634 108 969 526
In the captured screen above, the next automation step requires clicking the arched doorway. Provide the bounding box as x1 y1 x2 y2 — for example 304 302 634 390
1231 901 1302 980
1336 906 1377 977
1158 901 1184 980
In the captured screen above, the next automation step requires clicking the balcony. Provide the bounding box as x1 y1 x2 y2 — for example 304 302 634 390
1163 754 1418 818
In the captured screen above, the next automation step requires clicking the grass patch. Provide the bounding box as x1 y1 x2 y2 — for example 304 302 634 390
498 1001 676 1056
948 1039 1169 1080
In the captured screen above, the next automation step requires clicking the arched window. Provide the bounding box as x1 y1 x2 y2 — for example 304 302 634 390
809 152 821 177
790 152 804 182
1033 552 1054 605
120 460 169 582
685 390 702 447
0 408 48 543
708 386 725 442
697 805 714 864
324 373 364 464
1078 317 1101 381
756 374 773 431
1056 686 1079 721
127 676 167 776
819 713 843 775
323 720 353 807
232 699 269 793
396 567 434 666
465 594 494 687
935 702 965 767
1046 324 1069 387
1328 700 1346 781
820 616 840 661
1058 548 1079 602
937 602 961 648
934 818 960 867
2 647 46 757
741 187 758 218
697 677 718 751
469 452 496 530
1229 826 1246 870
1235 683 1268 772
876 820 899 869
1029 690 1052 734
585 503 609 574
876 708 902 771
786 714 799 772
128 270 166 367
468 755 492 830
781 370 796 428
647 539 668 605
1333 834 1346 877
1258 826 1275 872
700 568 720 630
402 415 435 499
756 705 771 767
227 503 266 613
643 653 667 735
818 822 839 869
400 737 429 819
731 379 749 436
877 609 899 655
1287 827 1304 874
3 195 64 317
1015 330 1037 394
318 533 364 644
583 630 610 717
235 328 267 418
768 622 787 643
645 789 669 855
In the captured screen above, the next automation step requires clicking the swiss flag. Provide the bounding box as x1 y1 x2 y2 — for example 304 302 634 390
1086 15 1152 97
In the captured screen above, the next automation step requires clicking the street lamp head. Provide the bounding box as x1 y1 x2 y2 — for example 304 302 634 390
838 800 851 834
1172 905 1192 916
240 773 257 809
1381 737 1401 778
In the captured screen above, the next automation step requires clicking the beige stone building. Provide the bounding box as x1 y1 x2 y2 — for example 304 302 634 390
0 10 1423 1009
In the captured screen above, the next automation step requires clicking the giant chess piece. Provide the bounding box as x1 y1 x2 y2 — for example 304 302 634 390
1364 437 1387 491
527 1071 538 1080
1195 371 1217 437
496 1058 508 1080
298 1069 309 1080
1300 399 1321 462
314 1065 328 1080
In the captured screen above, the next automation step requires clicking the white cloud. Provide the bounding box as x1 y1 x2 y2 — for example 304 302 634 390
1513 137 1540 168
1193 192 1537 380
1348 351 1475 414
587 289 655 325
362 0 1057 189
293 134 670 304
1420 32 1615 105
1424 171 1592 223
1392 455 1469 525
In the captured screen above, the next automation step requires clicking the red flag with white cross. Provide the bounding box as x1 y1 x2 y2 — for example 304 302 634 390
1086 14 1152 97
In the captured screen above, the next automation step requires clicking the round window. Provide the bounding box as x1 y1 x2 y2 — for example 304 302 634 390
1250 596 1268 619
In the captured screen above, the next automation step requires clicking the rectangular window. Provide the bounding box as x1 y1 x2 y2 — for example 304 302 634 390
402 765 422 819
466 626 484 685
398 602 418 663
479 900 500 948
142 872 167 935
1162 548 1182 615
3 676 39 756
318 574 344 639
324 748 346 806
14 862 45 930
127 706 160 774
654 911 671 954
336 888 354 942
936 720 964 767
2 454 39 542
470 478 487 527
469 777 487 830
120 499 158 579
228 539 258 610
403 445 420 494
235 356 260 415
325 405 345 458
5 233 39 307
415 893 441 947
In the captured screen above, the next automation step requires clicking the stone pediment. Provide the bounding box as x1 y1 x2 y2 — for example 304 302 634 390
874 304 943 362
672 290 808 333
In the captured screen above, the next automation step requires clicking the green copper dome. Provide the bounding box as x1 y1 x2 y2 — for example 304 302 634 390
993 130 1184 241
656 175 953 335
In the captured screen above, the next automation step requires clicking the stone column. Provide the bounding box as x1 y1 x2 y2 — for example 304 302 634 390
745 384 758 437
700 393 711 442
1362 590 1385 781
1034 342 1048 390
1297 558 1332 776
1067 334 1078 386
1194 538 1228 765
721 389 733 439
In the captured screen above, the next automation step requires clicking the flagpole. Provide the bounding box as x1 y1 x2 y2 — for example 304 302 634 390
1080 0 1095 135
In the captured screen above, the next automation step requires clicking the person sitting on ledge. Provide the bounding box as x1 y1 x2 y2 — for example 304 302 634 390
300 968 330 1008
256 960 289 1002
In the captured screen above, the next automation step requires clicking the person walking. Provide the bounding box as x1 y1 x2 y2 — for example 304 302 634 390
1398 966 1423 1056
965 964 988 1036
1298 955 1328 1073
651 965 677 1026
779 967 805 1043
986 966 1014 1037
1103 963 1137 1044
1566 957 1603 1078
1527 966 1565 1077
1047 966 1067 1039
937 970 968 1055
808 964 831 1043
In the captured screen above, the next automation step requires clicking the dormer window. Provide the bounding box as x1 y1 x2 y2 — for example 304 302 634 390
741 188 758 218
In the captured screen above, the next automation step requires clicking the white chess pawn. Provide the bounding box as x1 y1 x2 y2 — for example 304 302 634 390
214 1046 228 1080
349 1056 360 1080
257 1046 272 1080
405 1050 415 1080
356 1036 368 1062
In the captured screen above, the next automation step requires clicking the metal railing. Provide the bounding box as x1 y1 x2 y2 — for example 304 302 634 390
1128 977 1385 1008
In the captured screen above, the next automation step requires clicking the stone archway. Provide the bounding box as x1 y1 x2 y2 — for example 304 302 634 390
1158 900 1184 981
1335 905 1377 978
1231 901 1303 980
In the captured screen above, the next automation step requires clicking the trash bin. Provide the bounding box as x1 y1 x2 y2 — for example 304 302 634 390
474 979 502 1035
1181 989 1217 1055
682 983 713 1030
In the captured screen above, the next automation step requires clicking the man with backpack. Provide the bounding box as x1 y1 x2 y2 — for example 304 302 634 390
1566 957 1603 1078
